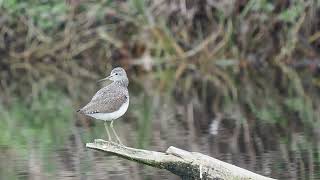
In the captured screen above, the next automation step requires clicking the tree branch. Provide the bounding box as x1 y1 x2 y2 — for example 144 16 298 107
86 139 276 180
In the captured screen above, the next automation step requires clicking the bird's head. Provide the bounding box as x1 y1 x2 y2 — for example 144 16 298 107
98 67 128 85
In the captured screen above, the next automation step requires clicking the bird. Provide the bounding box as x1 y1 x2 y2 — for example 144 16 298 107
77 67 129 144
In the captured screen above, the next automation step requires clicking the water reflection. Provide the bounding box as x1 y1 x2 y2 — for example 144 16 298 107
0 91 319 180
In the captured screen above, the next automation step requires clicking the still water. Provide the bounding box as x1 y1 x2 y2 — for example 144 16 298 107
0 91 319 180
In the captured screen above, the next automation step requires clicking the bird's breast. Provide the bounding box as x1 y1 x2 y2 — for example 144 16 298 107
88 98 129 121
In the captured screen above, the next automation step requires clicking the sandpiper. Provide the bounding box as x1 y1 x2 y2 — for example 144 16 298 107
77 67 129 144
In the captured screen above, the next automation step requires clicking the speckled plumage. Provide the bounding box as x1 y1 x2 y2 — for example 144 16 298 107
78 67 129 120
79 83 128 114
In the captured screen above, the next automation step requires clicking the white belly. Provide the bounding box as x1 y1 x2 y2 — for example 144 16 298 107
88 100 129 121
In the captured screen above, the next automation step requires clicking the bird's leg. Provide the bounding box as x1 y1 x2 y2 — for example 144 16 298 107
104 121 112 141
110 120 123 145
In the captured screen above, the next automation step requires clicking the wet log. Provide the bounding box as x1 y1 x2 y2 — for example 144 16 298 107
86 139 276 180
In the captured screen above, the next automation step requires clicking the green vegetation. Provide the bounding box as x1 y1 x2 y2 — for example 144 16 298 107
0 89 72 148
0 89 72 178
0 0 319 179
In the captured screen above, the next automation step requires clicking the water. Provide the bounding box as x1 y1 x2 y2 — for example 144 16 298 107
0 92 319 180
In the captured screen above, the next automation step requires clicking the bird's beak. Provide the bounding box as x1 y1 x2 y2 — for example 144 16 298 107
97 75 111 83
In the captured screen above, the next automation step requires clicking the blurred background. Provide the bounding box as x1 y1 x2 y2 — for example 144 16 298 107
0 0 320 179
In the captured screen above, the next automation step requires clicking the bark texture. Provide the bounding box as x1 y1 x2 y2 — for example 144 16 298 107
86 139 276 180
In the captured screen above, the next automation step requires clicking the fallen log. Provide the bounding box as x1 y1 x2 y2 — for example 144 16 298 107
86 139 276 180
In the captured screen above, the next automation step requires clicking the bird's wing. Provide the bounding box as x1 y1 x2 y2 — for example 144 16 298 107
79 91 128 114
90 85 115 102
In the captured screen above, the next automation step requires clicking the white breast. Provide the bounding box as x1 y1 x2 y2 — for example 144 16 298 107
88 99 129 121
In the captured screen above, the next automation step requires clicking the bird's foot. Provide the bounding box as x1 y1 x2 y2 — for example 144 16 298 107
117 141 125 147
94 139 108 143
94 139 120 146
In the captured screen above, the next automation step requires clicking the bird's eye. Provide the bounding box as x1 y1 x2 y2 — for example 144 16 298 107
115 73 118 75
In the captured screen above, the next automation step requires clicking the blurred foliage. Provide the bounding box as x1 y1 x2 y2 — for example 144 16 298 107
0 0 320 142
0 0 319 179
0 89 73 148
0 0 319 157
0 89 73 178
1 0 67 31
134 95 153 149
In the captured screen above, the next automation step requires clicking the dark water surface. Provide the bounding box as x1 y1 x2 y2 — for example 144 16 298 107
1 93 319 180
